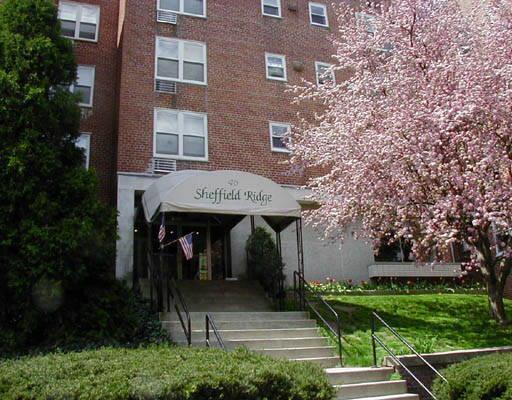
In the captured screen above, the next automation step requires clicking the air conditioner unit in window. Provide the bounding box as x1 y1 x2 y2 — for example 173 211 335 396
157 10 178 24
149 158 177 174
155 79 177 94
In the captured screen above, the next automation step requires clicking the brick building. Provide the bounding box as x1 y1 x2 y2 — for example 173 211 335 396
58 0 510 296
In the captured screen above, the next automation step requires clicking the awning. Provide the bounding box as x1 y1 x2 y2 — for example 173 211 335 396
142 170 302 231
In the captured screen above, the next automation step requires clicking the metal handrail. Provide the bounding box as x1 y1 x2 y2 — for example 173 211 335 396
169 278 192 346
371 311 448 400
205 313 226 350
293 271 343 365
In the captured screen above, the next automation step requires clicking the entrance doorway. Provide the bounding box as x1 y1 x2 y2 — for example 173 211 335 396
134 207 236 282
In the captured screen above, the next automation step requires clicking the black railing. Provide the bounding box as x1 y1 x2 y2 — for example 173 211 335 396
169 278 192 346
371 311 447 400
293 271 343 365
205 313 226 350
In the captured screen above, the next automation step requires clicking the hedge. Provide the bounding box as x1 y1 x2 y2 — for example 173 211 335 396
433 352 512 400
0 346 335 400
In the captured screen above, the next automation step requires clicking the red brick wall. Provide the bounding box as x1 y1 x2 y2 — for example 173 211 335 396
116 0 339 186
68 0 120 203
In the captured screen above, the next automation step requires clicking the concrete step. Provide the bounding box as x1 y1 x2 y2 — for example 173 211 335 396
335 381 408 400
226 337 329 350
326 367 395 385
295 356 340 368
162 319 317 330
256 346 336 359
174 302 273 312
339 395 419 400
219 327 322 340
170 328 324 341
160 311 309 322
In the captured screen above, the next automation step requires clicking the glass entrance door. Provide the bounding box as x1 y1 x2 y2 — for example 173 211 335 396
163 214 232 281
210 226 226 280
181 226 207 280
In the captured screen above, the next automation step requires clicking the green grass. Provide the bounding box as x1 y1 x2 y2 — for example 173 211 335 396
319 294 512 366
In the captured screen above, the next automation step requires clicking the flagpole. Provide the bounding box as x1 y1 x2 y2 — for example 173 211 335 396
160 231 199 249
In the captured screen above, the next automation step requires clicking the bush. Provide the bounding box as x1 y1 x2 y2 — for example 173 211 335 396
0 346 335 400
246 227 284 295
0 282 170 357
0 0 150 354
433 352 512 400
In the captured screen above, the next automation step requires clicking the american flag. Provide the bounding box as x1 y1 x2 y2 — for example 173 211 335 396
179 233 194 260
158 214 166 243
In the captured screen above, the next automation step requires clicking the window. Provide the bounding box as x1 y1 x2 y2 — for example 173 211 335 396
58 2 100 42
154 109 208 160
309 2 328 27
355 12 377 34
156 37 207 85
262 0 281 18
76 133 91 169
265 53 286 81
71 65 95 107
157 0 206 17
315 62 335 85
269 122 291 152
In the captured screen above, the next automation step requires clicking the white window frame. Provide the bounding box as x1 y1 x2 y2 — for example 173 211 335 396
153 108 209 161
309 2 328 27
265 53 287 82
269 122 291 153
76 133 91 169
155 37 207 86
355 11 377 34
70 65 95 108
156 0 207 18
58 1 100 42
315 61 335 85
261 0 281 18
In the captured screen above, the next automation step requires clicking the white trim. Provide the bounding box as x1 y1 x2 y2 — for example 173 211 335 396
76 133 91 169
265 53 287 82
58 1 100 43
156 0 207 18
309 2 328 27
355 11 377 34
153 108 209 162
315 61 335 85
261 0 282 18
155 36 207 86
269 121 291 153
71 65 95 108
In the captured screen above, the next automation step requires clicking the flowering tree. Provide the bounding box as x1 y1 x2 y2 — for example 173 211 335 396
290 0 512 324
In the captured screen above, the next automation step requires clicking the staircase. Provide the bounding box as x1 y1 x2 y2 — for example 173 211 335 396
159 281 419 400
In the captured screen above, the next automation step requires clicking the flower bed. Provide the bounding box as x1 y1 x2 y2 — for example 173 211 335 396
308 277 484 295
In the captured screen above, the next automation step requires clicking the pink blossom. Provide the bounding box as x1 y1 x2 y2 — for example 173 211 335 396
290 0 512 324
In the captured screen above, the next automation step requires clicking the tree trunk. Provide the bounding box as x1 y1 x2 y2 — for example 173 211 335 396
487 278 509 325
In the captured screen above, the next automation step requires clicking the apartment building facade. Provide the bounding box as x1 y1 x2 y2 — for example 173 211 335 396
57 0 502 291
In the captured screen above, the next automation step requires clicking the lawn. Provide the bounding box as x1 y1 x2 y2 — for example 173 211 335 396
321 294 512 366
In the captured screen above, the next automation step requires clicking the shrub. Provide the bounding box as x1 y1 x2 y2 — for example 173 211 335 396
0 346 335 400
0 0 155 354
0 282 170 357
246 227 285 295
433 352 512 400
